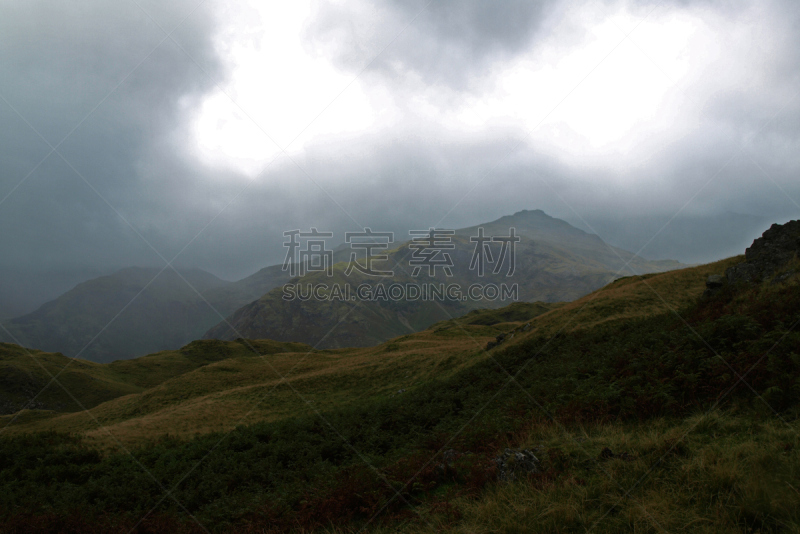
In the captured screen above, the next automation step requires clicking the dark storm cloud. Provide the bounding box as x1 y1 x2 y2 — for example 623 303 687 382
1 0 799 317
0 0 229 312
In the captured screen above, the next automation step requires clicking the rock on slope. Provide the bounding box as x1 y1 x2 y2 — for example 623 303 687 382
726 220 800 284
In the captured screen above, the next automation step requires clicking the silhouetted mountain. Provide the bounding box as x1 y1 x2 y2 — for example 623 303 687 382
0 264 295 363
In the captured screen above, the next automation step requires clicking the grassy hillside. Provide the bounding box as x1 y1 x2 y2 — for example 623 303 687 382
1 256 728 446
3 251 797 532
432 301 564 328
0 343 140 416
1 324 510 449
524 255 746 336
0 338 309 421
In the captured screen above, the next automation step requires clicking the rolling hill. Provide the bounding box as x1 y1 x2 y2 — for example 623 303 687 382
2 255 729 448
0 338 310 416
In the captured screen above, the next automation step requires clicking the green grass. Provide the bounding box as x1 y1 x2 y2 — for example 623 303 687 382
357 411 800 534
0 339 312 416
430 301 563 329
1 329 497 448
0 343 141 415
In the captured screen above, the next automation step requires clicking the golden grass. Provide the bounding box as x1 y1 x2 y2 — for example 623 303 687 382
2 325 502 449
491 256 745 349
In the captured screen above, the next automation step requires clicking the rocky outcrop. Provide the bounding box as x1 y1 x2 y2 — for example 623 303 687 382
493 448 540 481
725 220 800 284
485 322 531 351
702 274 725 298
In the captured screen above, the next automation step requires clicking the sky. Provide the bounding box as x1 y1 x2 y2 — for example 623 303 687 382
1 0 799 317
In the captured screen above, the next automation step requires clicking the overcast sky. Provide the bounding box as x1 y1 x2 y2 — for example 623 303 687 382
1 0 799 314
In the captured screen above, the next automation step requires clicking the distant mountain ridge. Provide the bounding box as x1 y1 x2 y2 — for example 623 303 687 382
0 209 684 361
204 210 682 348
0 265 295 363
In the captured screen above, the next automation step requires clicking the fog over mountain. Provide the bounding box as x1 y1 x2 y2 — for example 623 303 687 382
1 0 798 319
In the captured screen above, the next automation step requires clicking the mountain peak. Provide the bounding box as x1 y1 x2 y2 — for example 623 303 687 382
466 209 601 245
511 208 548 218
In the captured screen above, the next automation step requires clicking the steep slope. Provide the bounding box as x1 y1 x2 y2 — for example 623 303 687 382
204 210 682 348
201 263 294 316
